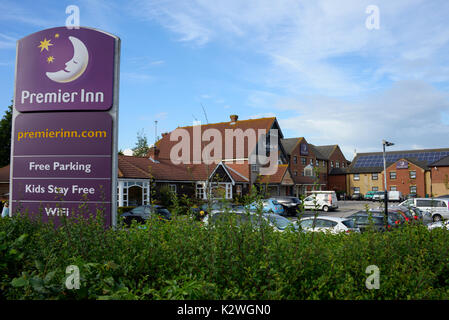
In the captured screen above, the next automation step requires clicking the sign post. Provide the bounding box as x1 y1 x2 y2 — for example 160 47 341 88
10 27 120 227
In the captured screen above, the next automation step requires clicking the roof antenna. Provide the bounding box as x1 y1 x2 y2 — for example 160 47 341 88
154 120 158 146
201 103 209 124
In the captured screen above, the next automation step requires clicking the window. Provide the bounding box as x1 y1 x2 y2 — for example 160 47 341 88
354 174 360 181
304 165 313 177
310 158 313 165
410 171 416 179
390 172 396 180
342 162 345 168
196 183 205 199
323 160 326 167
301 157 306 165
315 219 338 228
293 156 297 164
294 171 298 176
251 164 258 172
372 173 378 180
169 184 177 194
372 187 378 191
331 161 334 168
336 161 340 168
410 185 417 194
316 159 319 166
390 186 397 191
354 187 360 194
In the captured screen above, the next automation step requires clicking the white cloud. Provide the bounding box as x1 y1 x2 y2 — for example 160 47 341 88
123 149 133 156
128 0 449 156
277 80 449 159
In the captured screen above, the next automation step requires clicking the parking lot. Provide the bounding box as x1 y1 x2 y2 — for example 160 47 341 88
290 200 386 221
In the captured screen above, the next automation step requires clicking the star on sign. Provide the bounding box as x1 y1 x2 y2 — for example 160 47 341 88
38 38 53 52
47 56 55 63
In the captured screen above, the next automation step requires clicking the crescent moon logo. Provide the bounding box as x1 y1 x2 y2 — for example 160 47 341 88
46 36 89 83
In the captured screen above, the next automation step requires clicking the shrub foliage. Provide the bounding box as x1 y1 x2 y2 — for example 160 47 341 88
1 209 449 300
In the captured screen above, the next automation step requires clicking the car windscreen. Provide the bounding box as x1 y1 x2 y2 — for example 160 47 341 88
389 212 405 222
352 215 384 225
342 219 356 228
266 215 292 230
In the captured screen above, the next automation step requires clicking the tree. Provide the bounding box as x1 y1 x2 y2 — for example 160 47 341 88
132 129 149 157
0 104 12 167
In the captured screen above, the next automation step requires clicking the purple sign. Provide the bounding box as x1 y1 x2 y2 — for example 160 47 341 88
11 27 119 227
13 112 112 155
397 160 408 169
14 27 115 112
300 143 309 156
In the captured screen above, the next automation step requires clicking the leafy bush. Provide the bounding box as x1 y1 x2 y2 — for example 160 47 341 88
1 208 449 300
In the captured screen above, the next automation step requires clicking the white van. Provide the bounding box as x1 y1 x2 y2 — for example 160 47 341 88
399 198 449 222
388 191 403 202
303 191 338 212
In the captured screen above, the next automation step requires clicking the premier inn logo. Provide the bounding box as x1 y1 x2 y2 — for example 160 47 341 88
15 27 116 112
37 34 89 83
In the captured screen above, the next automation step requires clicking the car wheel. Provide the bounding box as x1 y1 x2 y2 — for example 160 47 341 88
433 214 442 222
322 205 329 212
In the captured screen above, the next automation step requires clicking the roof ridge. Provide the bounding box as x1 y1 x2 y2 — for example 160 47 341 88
174 117 276 130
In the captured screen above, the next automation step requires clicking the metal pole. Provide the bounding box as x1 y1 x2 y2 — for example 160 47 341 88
383 141 388 223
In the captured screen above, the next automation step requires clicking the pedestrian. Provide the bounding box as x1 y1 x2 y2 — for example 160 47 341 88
2 201 9 218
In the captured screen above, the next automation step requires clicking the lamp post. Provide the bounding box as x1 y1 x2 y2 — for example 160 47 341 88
382 140 394 223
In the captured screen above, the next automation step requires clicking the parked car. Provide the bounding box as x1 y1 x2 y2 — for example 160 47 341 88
388 205 432 224
297 216 360 234
399 198 449 222
406 193 417 199
349 210 406 232
372 191 386 201
271 196 302 216
428 220 449 230
249 198 285 215
120 205 172 226
436 195 449 199
302 191 338 212
202 211 297 232
351 193 364 200
388 191 403 202
199 200 244 216
364 191 376 200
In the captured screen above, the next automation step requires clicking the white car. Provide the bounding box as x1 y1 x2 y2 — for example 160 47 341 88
399 198 449 222
297 216 360 234
202 211 298 232
427 220 449 230
302 191 338 212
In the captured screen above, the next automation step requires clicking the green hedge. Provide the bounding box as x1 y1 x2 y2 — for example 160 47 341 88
1 211 449 299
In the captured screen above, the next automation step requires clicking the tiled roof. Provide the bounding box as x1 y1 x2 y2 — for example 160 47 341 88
281 138 303 155
256 164 290 184
431 155 449 167
118 155 251 183
310 145 337 160
154 117 276 161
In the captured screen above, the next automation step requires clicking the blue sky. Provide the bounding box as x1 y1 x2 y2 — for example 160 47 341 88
1 0 449 160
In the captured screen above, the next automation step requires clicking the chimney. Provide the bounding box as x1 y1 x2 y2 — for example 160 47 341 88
230 114 238 123
147 146 160 160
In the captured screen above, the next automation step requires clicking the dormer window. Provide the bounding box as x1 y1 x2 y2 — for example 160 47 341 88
304 164 313 177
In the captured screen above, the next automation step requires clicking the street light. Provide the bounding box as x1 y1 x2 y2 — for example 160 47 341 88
382 140 394 223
